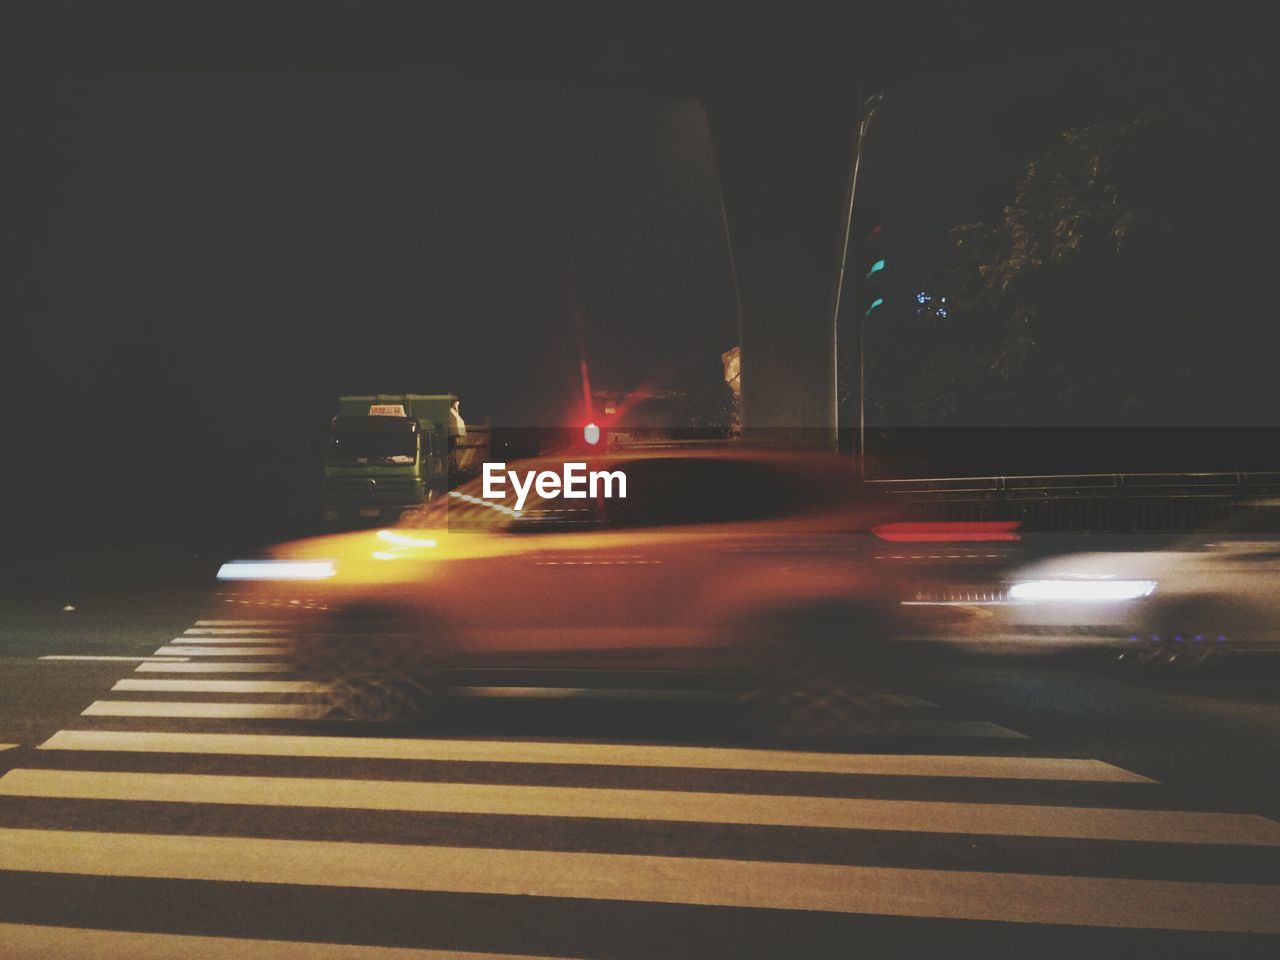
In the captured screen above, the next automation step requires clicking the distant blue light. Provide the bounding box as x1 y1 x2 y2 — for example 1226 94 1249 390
916 291 930 304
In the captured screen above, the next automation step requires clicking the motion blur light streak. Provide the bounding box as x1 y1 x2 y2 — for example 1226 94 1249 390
1008 580 1157 602
448 490 522 518
215 561 337 581
872 522 1021 542
375 530 438 548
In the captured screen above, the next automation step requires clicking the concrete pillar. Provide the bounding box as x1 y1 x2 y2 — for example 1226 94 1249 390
706 84 860 447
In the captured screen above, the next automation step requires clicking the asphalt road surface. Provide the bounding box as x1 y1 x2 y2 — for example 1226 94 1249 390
1 549 1278 957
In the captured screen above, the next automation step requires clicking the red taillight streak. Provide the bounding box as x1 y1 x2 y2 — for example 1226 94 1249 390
871 521 1021 542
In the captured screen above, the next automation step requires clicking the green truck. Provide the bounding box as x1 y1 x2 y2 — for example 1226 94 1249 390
322 394 479 525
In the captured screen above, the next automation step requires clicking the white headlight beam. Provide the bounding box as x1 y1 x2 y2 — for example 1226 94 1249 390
216 561 337 581
1008 579 1156 603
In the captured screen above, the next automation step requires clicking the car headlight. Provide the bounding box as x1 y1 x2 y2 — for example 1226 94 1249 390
1008 579 1156 602
216 560 337 581
375 530 437 548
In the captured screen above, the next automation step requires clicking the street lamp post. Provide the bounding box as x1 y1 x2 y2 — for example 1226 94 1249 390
831 90 882 477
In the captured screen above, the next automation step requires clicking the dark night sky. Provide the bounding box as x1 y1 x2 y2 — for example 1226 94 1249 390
4 5 1275 537
27 73 736 434
22 23 1267 441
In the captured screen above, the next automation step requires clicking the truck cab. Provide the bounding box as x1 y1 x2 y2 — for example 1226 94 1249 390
321 394 464 526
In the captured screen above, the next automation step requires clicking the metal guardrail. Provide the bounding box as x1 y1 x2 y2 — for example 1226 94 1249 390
867 472 1280 532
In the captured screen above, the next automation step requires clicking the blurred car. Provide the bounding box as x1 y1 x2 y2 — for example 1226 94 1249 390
220 446 1000 729
958 506 1280 666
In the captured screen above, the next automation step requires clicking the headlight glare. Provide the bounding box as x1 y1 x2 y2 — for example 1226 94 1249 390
1008 579 1156 602
216 560 337 581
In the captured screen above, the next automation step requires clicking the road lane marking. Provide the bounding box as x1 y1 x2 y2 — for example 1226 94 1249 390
113 679 329 693
184 627 290 635
82 702 329 720
194 624 288 632
37 731 1154 782
135 662 295 674
153 647 292 657
0 924 574 959
1 768 1270 845
0 744 15 753
168 637 298 645
0 828 1275 931
40 656 192 663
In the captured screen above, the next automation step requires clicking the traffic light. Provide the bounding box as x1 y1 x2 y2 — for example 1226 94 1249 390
857 209 886 318
567 419 608 452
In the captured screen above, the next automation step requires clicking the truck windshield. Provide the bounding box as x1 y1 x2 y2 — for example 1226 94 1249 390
327 433 416 465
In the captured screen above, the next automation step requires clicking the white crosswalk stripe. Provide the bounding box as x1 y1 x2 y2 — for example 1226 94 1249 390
40 655 191 662
153 646 292 657
83 701 331 720
125 624 1006 727
113 679 329 693
0 923 578 959
184 627 291 635
136 625 951 719
6 617 1277 951
7 768 1275 844
136 661 296 673
167 640 296 647
193 624 291 632
1 828 1277 932
36 729 1153 780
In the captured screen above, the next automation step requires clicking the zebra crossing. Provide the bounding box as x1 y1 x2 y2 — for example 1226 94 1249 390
4 616 1280 955
66 620 1031 734
0 924 550 959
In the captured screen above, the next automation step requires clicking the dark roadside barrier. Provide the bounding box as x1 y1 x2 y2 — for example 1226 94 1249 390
869 472 1280 534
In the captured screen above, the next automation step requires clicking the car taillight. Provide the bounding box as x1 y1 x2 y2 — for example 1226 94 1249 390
871 521 1021 542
